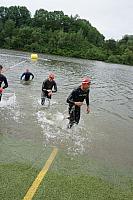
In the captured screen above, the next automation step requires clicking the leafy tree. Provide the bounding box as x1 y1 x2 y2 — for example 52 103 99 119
0 6 133 65
4 19 15 37
6 6 31 27
0 7 8 23
105 39 117 52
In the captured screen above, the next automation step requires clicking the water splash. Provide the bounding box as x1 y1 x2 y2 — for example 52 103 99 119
0 92 16 108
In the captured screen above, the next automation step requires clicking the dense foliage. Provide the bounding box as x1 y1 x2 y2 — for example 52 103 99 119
0 6 133 65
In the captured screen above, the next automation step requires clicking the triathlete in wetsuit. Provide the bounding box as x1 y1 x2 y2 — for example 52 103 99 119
0 65 8 101
20 69 34 81
41 73 57 105
66 77 91 128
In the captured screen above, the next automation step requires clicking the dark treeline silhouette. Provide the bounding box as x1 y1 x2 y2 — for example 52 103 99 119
0 6 133 65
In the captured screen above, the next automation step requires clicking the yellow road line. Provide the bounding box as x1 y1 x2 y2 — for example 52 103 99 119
23 147 58 200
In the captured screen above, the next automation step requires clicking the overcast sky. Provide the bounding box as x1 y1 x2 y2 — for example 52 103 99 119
1 0 133 40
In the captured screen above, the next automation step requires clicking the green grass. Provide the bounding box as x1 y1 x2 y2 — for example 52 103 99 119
0 135 133 200
34 172 133 200
0 163 39 200
0 163 132 200
33 151 133 200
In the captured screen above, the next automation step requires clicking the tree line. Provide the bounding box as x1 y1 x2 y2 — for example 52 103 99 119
0 6 133 65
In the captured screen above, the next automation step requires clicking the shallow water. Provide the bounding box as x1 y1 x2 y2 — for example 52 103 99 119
0 49 133 173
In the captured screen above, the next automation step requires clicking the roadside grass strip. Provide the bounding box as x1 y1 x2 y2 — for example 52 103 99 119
23 147 58 200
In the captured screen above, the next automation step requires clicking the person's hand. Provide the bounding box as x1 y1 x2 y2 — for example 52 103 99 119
86 106 90 113
0 87 4 93
48 90 52 96
74 102 83 107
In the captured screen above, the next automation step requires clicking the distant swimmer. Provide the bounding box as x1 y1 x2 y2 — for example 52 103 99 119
41 73 57 105
66 77 91 128
20 69 34 81
0 65 8 101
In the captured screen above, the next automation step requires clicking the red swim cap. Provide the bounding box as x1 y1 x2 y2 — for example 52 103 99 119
49 73 55 79
82 77 91 84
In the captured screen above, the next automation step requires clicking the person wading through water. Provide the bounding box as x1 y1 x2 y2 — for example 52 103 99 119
20 69 34 81
66 77 91 128
41 73 57 105
0 65 8 101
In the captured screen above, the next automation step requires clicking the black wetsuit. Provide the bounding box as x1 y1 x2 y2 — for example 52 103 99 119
41 79 57 104
67 86 90 126
0 74 8 101
20 72 34 81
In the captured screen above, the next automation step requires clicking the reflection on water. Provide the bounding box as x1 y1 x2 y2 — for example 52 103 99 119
0 49 133 172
